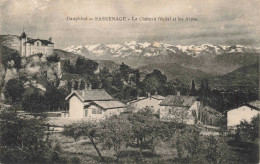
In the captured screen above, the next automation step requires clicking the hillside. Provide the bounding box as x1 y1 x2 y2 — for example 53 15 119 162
54 49 80 64
0 35 20 52
139 63 212 85
54 49 120 72
210 63 259 89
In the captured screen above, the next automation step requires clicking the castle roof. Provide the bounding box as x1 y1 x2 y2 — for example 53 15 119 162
26 39 53 45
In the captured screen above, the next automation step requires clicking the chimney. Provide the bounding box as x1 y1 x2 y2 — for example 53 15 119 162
147 92 151 99
177 91 181 96
49 37 52 42
84 81 87 90
71 81 75 92
78 80 81 90
86 83 92 90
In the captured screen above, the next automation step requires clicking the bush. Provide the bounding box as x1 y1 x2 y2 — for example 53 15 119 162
46 54 60 62
70 156 81 163
0 108 61 163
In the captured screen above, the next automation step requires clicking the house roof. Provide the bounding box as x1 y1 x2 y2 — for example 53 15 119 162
226 100 260 112
26 38 53 45
159 95 198 107
93 101 126 109
247 100 260 110
152 95 165 100
65 89 113 101
126 95 165 104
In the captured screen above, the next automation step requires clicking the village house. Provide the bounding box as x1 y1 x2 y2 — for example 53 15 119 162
126 93 165 114
19 30 54 57
159 92 199 124
227 100 260 129
65 87 126 120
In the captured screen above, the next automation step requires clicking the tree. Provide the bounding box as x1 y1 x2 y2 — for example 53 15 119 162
236 114 260 141
143 69 167 95
63 121 104 160
190 80 196 96
63 60 74 73
62 123 83 142
1 50 21 70
127 107 166 160
74 57 98 76
120 62 131 82
22 89 46 117
4 78 25 103
46 54 60 62
0 108 60 163
199 79 211 106
100 115 134 161
44 83 67 111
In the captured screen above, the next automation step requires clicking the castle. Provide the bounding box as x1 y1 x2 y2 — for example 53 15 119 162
19 31 54 57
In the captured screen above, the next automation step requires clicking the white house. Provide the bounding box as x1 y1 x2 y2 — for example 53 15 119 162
227 100 260 128
65 89 126 120
159 94 199 124
126 94 165 114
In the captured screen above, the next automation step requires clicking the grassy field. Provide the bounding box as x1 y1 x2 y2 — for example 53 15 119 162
49 133 259 164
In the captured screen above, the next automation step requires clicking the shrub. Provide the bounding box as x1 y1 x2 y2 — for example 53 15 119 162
70 156 81 163
0 108 61 163
46 54 60 62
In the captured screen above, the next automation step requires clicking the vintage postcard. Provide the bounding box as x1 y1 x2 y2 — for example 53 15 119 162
0 0 259 163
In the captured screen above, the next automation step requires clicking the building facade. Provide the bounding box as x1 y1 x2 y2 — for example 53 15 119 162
227 101 260 128
127 94 165 114
65 88 126 120
159 95 199 124
19 31 54 57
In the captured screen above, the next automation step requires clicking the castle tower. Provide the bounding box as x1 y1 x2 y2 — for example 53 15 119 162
20 30 27 57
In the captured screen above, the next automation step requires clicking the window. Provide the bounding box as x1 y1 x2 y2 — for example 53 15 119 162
92 108 102 114
84 110 88 117
97 108 102 114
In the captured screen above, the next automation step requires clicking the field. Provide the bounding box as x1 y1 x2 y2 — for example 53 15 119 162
49 133 259 164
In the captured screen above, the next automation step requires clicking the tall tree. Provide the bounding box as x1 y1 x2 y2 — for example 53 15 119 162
190 80 196 96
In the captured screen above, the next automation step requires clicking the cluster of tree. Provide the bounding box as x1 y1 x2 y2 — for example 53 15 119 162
63 108 227 162
0 108 63 163
63 57 99 76
63 58 191 101
1 49 21 70
235 114 259 141
192 79 258 113
4 78 68 113
46 54 60 63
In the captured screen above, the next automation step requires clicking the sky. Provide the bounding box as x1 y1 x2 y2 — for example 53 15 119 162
0 0 260 49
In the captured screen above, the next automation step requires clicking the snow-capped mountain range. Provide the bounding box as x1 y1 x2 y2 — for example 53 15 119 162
64 41 259 59
63 42 259 75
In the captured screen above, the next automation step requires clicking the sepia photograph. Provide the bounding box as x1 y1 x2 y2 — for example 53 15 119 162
0 0 259 163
